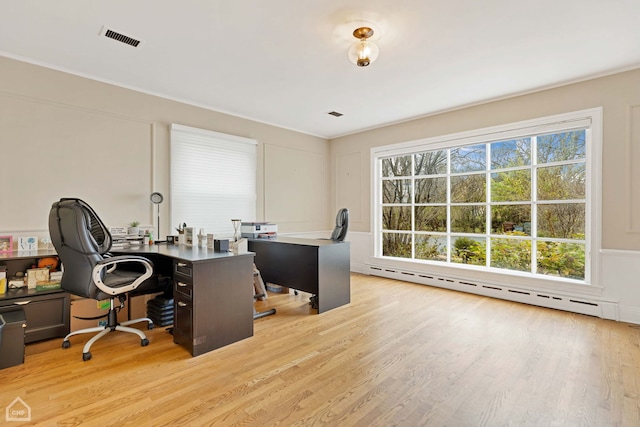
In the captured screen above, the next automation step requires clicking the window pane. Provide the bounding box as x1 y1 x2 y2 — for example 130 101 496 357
491 205 531 235
383 233 412 258
451 174 486 203
415 206 447 232
171 124 257 236
452 236 486 266
451 205 486 233
537 241 585 280
491 138 531 169
415 177 446 203
537 163 585 201
451 144 486 173
537 131 586 164
382 156 412 177
416 234 447 261
383 179 411 203
383 206 412 230
490 238 531 272
415 150 447 175
491 170 531 202
537 203 585 239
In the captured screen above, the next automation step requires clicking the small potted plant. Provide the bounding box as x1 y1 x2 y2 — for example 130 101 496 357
128 221 140 236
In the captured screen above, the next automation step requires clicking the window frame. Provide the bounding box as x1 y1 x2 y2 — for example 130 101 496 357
371 108 602 289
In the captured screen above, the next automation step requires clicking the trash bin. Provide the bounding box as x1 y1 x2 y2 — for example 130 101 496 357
0 309 26 369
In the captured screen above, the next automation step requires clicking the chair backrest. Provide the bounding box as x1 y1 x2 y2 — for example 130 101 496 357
48 198 112 299
330 208 349 242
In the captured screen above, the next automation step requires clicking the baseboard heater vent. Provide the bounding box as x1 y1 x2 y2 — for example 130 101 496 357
569 299 599 307
508 289 531 296
366 264 602 318
459 281 478 287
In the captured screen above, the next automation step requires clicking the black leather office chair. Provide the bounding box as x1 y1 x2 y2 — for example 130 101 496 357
330 208 349 241
49 198 155 361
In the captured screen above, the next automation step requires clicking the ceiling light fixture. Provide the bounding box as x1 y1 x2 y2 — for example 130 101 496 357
348 27 379 67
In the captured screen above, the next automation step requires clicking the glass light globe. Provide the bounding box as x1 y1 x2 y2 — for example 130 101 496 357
348 39 379 67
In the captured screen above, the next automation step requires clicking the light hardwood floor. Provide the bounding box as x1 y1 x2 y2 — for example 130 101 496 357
1 273 639 426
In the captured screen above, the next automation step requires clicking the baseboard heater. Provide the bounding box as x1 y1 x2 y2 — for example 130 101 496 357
367 265 604 318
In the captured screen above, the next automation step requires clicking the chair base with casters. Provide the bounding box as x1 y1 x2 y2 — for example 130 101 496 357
62 296 154 361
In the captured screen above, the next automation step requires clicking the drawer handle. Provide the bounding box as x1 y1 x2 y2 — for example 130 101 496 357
177 301 188 307
15 301 31 305
177 282 188 287
177 262 188 267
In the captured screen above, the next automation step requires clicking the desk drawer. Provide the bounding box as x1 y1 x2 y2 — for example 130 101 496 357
174 260 193 280
174 279 193 299
173 293 193 353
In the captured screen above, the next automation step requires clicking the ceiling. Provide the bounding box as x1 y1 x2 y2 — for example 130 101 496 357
2 1 640 139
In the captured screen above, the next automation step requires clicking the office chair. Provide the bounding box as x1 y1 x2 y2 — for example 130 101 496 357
49 198 155 361
330 208 349 242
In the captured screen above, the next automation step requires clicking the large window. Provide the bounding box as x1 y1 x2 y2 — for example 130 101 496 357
170 124 257 237
373 109 601 283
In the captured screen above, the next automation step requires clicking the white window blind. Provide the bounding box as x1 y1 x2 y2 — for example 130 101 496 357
170 124 257 238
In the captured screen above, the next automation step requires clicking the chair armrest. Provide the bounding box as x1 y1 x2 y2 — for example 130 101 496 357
92 255 153 296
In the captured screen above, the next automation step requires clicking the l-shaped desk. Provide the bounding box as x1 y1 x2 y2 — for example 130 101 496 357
0 237 350 360
119 237 350 356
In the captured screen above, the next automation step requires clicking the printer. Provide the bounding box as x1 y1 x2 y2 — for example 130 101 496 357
241 222 277 239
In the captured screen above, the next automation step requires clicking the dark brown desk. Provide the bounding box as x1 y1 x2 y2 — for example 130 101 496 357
248 237 350 313
116 245 255 356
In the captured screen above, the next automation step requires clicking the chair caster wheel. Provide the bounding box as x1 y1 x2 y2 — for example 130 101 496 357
309 295 318 309
147 323 154 330
83 352 92 361
141 338 149 347
62 340 71 349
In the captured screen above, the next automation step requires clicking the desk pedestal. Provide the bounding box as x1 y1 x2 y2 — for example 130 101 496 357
249 238 350 313
173 255 254 356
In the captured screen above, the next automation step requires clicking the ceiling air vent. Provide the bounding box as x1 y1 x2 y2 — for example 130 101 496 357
328 111 343 117
100 26 143 48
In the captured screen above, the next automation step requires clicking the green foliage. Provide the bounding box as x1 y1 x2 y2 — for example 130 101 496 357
415 235 445 261
537 241 585 280
490 235 531 272
452 237 485 265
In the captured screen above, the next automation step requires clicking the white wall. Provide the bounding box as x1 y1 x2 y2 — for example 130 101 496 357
0 56 331 246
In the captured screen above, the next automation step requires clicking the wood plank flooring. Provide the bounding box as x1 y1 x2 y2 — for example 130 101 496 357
1 273 639 426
